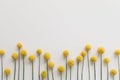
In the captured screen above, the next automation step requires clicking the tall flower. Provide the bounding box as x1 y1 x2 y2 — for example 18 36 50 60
48 61 55 80
4 68 11 80
17 42 23 80
36 49 42 80
63 50 69 80
110 69 117 80
90 56 97 80
28 54 36 80
20 49 27 80
57 65 65 80
44 52 51 80
0 49 5 80
81 50 87 80
76 55 83 80
41 70 47 80
114 49 120 80
104 57 110 80
11 52 18 80
85 44 92 80
67 59 74 80
97 46 105 80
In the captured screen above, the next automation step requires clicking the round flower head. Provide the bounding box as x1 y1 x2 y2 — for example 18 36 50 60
4 68 11 76
63 50 69 57
11 52 18 60
17 42 23 49
97 47 105 55
28 54 36 62
67 59 75 67
57 65 65 73
90 56 97 63
44 52 51 61
76 55 83 62
81 50 87 57
110 69 117 76
41 70 47 78
20 49 27 57
104 57 110 64
0 49 5 56
36 49 42 55
114 49 120 56
48 61 55 69
85 44 92 51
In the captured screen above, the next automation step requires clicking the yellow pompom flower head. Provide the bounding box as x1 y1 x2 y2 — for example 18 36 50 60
28 54 36 80
67 59 74 80
90 56 97 80
41 70 47 80
4 68 11 80
97 46 105 80
0 49 5 80
58 65 65 80
17 42 23 49
110 69 117 80
11 52 18 80
36 49 42 80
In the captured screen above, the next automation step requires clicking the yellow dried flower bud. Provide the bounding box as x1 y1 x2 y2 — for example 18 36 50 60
36 49 42 55
0 49 5 56
81 50 87 57
28 54 35 62
97 47 105 55
85 44 92 51
114 49 120 56
20 49 27 57
44 52 51 61
41 70 47 78
4 68 11 76
110 69 117 76
76 55 83 62
17 42 23 49
11 52 18 60
63 50 69 57
57 65 65 73
104 57 110 64
48 61 55 69
90 56 97 62
67 59 74 67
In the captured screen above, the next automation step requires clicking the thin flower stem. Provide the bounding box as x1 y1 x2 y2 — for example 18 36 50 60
94 63 96 80
18 49 20 80
14 61 16 80
87 51 90 80
23 57 25 80
100 56 102 80
61 73 62 80
6 76 8 80
113 76 114 80
81 58 85 80
118 56 120 80
47 60 49 80
38 55 41 80
66 57 67 80
42 78 44 80
107 64 109 80
1 56 3 80
70 67 72 80
77 62 79 80
52 68 54 80
32 61 34 80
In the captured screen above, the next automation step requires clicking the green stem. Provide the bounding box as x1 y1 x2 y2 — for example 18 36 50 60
81 58 85 80
32 61 34 80
107 64 109 80
18 49 20 80
118 56 120 80
70 67 72 80
94 63 96 80
42 78 44 80
100 56 102 80
6 76 8 80
1 56 3 80
38 55 41 80
87 52 90 80
66 57 67 80
77 62 79 80
61 73 62 80
113 76 114 80
47 60 49 80
52 68 54 80
23 57 25 80
14 61 16 80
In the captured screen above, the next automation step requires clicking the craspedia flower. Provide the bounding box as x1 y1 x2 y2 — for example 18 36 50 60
110 69 117 76
85 44 92 51
48 61 55 69
67 59 75 67
114 49 120 56
20 49 27 57
63 50 69 57
44 52 51 61
104 57 110 64
36 49 42 55
17 42 23 49
57 65 65 73
41 70 47 78
4 68 11 76
97 47 105 55
76 55 83 62
90 56 97 62
0 49 5 56
28 54 36 62
81 50 87 57
11 52 18 60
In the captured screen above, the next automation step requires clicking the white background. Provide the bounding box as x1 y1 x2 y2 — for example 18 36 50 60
0 0 120 80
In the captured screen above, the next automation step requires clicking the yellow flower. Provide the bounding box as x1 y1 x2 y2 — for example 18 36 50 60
90 56 97 62
17 42 23 49
63 50 69 57
67 59 74 67
11 52 18 60
76 55 83 62
48 61 55 69
44 52 51 61
41 70 47 78
36 49 42 55
97 47 105 55
4 68 11 76
28 54 36 62
81 50 87 57
104 57 110 64
114 49 120 56
20 49 27 57
110 69 117 76
0 49 5 56
57 65 65 73
85 44 92 51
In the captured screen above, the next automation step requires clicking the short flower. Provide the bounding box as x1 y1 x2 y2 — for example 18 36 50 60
57 65 65 73
114 49 120 56
110 69 117 76
20 49 27 57
67 59 74 67
0 49 5 56
4 68 11 76
17 42 23 49
76 55 83 62
85 44 92 51
81 50 87 57
28 54 36 62
11 52 18 60
44 52 51 61
97 47 105 55
104 57 110 64
48 61 55 69
36 49 42 55
63 50 69 57
90 56 97 62
41 70 47 78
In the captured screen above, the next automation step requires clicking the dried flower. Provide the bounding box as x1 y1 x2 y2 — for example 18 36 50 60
67 59 74 67
41 70 47 78
104 57 110 64
63 50 69 57
97 47 105 55
0 49 5 56
81 50 87 57
20 49 27 57
76 55 83 62
44 52 51 61
36 49 42 55
28 54 36 62
90 56 97 63
114 49 120 56
4 68 11 76
85 44 92 51
17 42 23 49
110 69 117 76
11 52 18 60
58 65 65 73
48 61 55 69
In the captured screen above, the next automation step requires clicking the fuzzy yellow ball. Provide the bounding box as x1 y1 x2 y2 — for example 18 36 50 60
104 57 110 64
114 49 120 56
44 52 51 61
48 61 55 69
17 42 23 49
41 70 47 78
67 59 74 67
85 44 92 51
36 49 42 55
63 50 69 57
110 69 117 76
90 56 97 62
81 50 87 57
4 68 11 76
0 49 5 56
76 55 83 62
11 52 18 60
28 54 36 62
57 65 65 73
97 47 105 55
20 49 27 57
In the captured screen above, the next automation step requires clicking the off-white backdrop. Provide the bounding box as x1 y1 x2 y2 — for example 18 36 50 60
0 0 120 80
